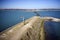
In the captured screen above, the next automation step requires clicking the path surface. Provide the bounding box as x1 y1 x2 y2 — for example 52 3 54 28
0 16 45 40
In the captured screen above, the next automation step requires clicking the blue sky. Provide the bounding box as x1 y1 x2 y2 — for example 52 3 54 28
0 0 60 9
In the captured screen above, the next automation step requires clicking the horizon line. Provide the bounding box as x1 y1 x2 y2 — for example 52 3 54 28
0 8 60 10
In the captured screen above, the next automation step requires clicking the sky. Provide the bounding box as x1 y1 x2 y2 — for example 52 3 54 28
0 0 60 9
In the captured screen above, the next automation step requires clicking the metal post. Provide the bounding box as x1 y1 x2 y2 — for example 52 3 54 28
23 17 25 25
20 16 25 25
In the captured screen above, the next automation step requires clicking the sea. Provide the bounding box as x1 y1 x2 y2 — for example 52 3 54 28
0 9 60 40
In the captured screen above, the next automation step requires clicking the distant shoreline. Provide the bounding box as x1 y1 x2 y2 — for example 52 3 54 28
0 8 60 10
0 9 60 11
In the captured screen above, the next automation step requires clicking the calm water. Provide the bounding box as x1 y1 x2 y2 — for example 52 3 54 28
0 10 60 40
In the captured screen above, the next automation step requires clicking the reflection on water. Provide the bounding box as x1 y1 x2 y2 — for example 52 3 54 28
44 21 60 40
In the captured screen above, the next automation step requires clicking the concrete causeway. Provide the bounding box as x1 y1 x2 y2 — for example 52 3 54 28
0 16 45 40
